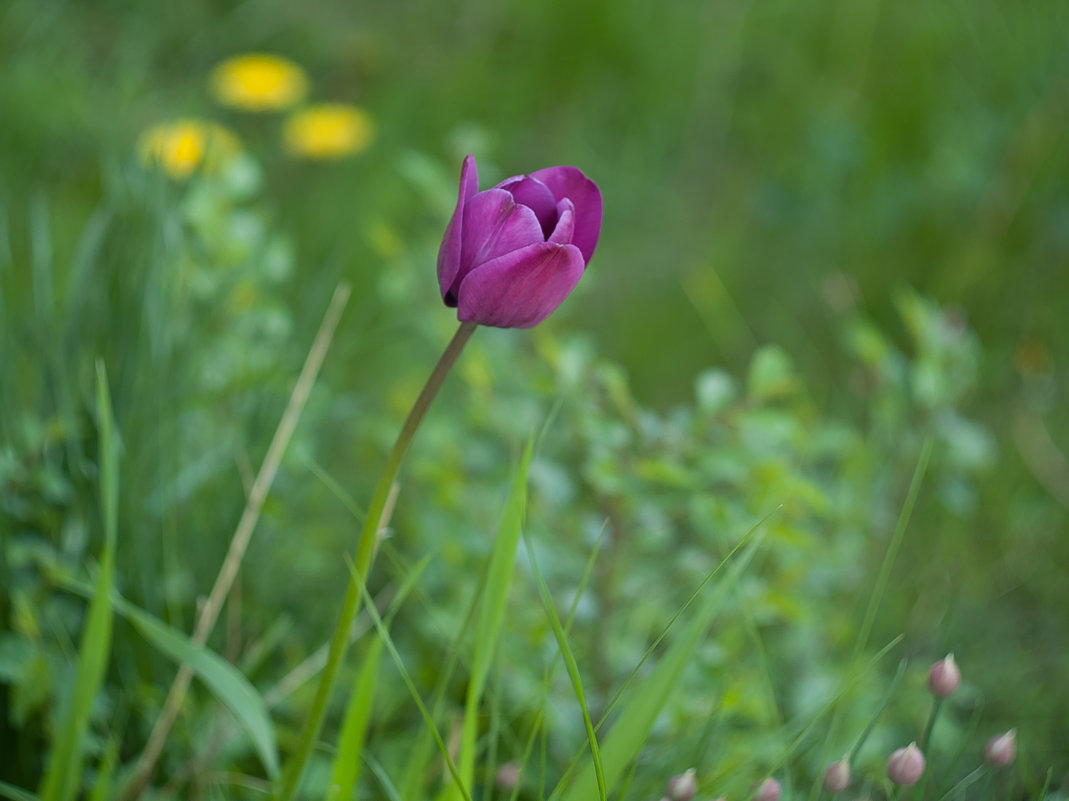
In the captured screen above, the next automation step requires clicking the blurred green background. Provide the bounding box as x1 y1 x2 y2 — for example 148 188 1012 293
2 0 1068 797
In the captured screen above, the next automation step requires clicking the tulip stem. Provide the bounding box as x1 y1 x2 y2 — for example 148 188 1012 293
273 320 478 801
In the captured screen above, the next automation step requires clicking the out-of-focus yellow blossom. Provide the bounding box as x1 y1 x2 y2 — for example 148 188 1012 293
138 119 240 179
209 53 308 112
283 104 375 160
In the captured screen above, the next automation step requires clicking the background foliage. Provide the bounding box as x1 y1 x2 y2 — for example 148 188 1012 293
2 0 1067 798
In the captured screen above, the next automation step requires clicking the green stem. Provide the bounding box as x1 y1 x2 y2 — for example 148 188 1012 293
919 697 943 753
272 321 477 801
914 696 942 801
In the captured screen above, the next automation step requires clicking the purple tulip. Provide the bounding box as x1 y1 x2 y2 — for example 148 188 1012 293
436 153 602 328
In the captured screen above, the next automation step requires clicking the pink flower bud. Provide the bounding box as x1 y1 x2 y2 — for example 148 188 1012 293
886 743 925 786
823 758 851 793
753 777 781 801
927 654 961 698
494 761 521 791
667 769 698 801
984 730 1017 767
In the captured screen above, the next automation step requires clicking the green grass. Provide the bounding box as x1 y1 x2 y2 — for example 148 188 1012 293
2 0 1068 796
37 365 118 801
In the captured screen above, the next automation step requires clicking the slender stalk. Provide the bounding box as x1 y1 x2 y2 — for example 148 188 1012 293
913 696 942 801
273 321 477 801
919 697 943 753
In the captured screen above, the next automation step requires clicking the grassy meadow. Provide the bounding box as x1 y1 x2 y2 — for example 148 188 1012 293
2 0 1068 799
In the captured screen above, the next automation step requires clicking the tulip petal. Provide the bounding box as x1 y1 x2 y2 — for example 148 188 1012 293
529 165 602 263
457 242 586 329
548 198 575 245
437 154 480 301
456 187 543 281
496 175 558 238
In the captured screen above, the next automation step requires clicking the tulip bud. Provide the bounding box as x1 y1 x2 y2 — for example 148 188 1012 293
886 743 925 786
983 730 1017 768
927 654 961 697
437 154 603 329
823 758 851 793
753 777 781 801
667 769 698 801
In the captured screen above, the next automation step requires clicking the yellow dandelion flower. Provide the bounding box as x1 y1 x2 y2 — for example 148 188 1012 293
138 119 241 179
209 53 308 112
283 104 375 160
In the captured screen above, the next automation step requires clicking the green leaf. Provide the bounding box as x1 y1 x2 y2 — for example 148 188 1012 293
38 363 118 801
326 554 432 801
325 637 383 801
113 595 279 778
56 574 280 780
747 344 798 400
0 781 38 801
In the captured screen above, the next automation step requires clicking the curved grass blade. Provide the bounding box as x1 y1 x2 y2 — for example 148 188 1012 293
326 554 433 801
508 523 609 801
56 576 280 780
38 363 118 801
523 530 607 801
556 525 766 801
115 596 279 778
548 512 771 798
325 637 384 801
809 436 933 801
444 439 533 801
348 561 473 801
88 738 120 801
0 783 38 801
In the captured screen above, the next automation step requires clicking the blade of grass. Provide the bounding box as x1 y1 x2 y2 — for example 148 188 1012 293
363 751 404 801
546 512 771 797
443 439 533 800
404 444 574 801
810 437 933 801
62 206 111 352
507 523 609 801
325 636 384 801
125 282 350 799
57 577 280 780
88 738 120 801
0 783 37 801
38 362 118 801
326 554 434 801
854 437 934 658
116 594 280 778
523 530 608 801
396 510 534 801
937 694 985 799
594 511 774 731
556 523 767 801
718 634 904 792
482 672 503 801
274 321 477 801
397 573 482 801
30 191 53 320
848 657 908 761
349 560 473 801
